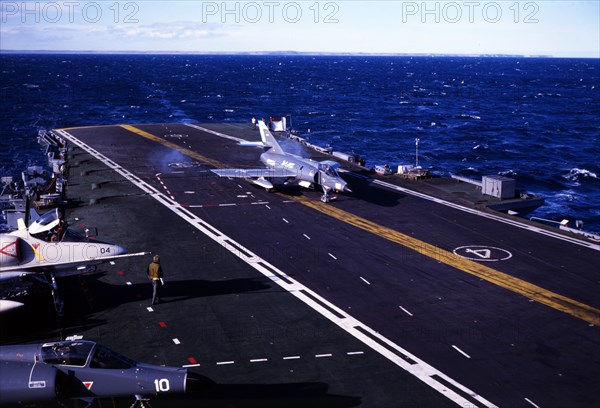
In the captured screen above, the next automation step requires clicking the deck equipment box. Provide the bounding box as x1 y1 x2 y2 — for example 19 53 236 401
482 175 515 199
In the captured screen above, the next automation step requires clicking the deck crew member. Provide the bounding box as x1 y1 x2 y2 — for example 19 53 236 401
147 254 164 305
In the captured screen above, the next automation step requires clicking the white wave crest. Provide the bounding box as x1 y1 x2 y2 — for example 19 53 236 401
498 169 517 177
563 168 598 181
457 114 481 120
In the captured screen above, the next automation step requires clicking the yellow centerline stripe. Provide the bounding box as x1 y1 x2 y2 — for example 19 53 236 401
120 124 225 169
120 124 600 326
297 196 600 326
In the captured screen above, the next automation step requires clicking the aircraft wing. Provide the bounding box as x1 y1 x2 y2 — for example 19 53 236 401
211 168 298 178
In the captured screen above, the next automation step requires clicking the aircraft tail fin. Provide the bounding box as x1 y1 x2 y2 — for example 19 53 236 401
258 121 285 155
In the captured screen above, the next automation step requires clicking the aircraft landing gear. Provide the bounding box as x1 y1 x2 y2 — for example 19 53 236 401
130 395 153 408
49 272 65 318
321 186 337 203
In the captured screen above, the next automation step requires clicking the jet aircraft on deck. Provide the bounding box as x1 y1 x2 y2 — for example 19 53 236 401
211 121 351 202
0 208 147 315
0 340 191 407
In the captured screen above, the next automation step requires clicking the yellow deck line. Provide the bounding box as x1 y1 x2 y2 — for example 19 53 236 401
120 124 225 169
59 123 175 131
119 124 600 326
297 196 600 326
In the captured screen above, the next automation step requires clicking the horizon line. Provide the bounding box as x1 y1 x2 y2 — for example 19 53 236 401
1 50 597 59
0 49 570 58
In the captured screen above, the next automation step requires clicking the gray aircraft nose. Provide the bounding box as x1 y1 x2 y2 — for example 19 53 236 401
343 185 352 193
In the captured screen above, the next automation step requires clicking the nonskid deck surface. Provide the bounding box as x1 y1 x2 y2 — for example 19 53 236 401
7 122 598 407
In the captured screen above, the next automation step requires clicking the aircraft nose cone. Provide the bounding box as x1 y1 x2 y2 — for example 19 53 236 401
114 245 128 255
343 185 352 193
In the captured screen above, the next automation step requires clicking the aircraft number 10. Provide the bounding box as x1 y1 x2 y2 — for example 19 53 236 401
154 378 170 392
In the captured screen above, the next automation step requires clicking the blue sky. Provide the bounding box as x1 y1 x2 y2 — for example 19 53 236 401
1 1 598 57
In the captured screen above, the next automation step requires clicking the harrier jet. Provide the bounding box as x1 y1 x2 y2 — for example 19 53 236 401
211 121 351 202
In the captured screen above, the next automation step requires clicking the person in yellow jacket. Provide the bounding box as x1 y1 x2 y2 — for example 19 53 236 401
147 254 164 305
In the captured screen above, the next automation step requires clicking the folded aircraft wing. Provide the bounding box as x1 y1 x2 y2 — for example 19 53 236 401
211 168 298 178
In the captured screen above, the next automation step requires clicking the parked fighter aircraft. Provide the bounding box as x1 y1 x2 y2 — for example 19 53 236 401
211 121 351 202
0 340 188 407
0 208 148 315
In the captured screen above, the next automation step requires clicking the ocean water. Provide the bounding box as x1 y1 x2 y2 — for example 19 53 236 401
1 54 599 232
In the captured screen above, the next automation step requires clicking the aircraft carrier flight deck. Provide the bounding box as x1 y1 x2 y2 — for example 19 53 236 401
2 122 599 408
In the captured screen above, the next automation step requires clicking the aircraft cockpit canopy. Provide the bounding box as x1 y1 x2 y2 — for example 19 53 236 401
89 344 135 369
319 161 341 177
42 341 94 367
41 341 136 369
28 208 81 242
28 208 60 235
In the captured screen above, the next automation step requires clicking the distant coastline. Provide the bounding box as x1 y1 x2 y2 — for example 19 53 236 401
0 50 563 58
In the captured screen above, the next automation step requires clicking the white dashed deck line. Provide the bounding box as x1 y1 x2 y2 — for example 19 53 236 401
399 306 413 316
452 345 471 359
59 129 498 408
524 398 541 408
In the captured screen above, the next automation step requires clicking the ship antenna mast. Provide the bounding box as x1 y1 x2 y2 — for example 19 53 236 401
415 138 420 168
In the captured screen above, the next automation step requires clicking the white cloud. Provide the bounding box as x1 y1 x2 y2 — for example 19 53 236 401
0 1 597 56
115 21 225 40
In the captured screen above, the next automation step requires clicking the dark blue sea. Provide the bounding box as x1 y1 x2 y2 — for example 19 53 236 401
1 54 599 232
